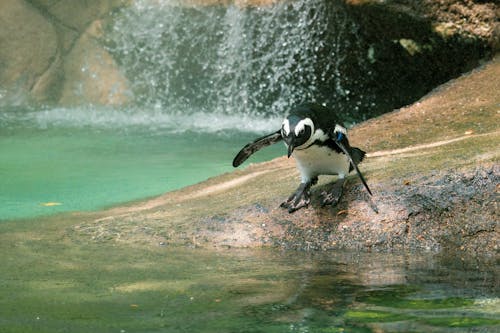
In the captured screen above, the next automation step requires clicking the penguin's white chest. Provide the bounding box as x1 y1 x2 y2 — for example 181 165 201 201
292 145 349 182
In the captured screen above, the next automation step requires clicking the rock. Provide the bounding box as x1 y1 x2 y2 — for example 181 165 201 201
31 0 128 32
70 55 500 256
341 0 497 117
0 0 129 105
0 0 58 105
59 19 131 106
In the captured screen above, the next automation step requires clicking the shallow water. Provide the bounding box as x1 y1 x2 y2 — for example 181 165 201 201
0 236 498 333
0 106 283 220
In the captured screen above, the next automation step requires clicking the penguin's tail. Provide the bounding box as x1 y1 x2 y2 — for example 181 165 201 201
351 147 366 166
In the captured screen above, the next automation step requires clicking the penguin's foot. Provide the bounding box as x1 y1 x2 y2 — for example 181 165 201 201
320 178 345 207
280 181 314 213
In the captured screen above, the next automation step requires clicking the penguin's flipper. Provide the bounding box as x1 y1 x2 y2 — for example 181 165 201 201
336 140 372 196
332 129 372 196
232 130 282 167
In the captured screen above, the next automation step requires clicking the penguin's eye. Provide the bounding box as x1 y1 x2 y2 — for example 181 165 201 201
298 128 305 136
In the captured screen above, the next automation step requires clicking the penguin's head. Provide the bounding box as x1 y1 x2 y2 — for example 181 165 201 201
281 115 314 157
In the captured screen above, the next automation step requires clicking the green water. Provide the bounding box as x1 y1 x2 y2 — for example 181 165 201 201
0 228 498 333
0 107 283 220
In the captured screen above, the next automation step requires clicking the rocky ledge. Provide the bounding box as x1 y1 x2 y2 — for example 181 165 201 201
70 55 499 256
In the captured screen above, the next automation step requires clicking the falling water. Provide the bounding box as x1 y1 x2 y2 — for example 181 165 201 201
105 0 375 124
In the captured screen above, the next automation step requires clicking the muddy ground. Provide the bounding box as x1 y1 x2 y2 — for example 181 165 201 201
68 55 499 256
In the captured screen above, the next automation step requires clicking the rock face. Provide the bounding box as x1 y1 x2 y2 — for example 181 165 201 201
341 0 499 115
58 19 131 106
0 0 59 104
0 0 129 106
71 55 499 256
0 0 498 108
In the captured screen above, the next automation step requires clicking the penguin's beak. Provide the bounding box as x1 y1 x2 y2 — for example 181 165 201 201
284 135 295 158
287 142 295 158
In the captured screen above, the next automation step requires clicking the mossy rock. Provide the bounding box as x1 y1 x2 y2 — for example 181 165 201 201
68 55 499 255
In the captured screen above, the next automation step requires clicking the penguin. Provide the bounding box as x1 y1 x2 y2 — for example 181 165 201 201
232 102 372 213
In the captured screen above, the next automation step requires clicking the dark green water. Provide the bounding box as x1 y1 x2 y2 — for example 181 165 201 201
0 107 283 220
0 236 498 333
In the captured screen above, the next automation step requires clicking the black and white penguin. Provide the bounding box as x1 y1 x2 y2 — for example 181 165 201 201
232 102 372 213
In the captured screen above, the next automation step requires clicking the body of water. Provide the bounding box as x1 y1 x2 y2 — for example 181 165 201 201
0 106 283 220
0 240 497 333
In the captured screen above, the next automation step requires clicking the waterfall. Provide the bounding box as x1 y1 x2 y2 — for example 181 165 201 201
104 0 375 124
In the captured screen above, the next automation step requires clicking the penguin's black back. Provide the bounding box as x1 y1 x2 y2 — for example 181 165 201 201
289 103 342 132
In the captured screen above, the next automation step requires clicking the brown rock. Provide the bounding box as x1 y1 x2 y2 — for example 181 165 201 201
0 0 58 103
30 0 128 32
59 19 131 106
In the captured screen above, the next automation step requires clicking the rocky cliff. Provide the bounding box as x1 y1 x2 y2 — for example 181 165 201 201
0 0 130 106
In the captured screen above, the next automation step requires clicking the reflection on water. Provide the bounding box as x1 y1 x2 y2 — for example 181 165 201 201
0 242 497 332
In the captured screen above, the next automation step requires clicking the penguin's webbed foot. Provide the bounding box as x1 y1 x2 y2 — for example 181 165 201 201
320 178 345 207
280 180 314 213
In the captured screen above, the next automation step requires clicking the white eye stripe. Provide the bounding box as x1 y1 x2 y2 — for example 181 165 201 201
282 119 290 135
294 118 313 136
